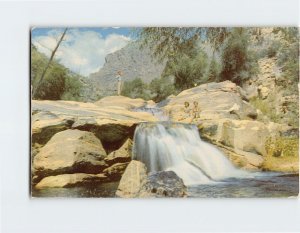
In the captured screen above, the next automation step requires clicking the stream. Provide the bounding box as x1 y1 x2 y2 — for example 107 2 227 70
32 105 299 198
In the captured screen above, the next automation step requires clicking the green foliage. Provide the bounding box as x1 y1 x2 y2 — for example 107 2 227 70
121 78 151 100
33 63 66 100
205 58 221 82
277 28 299 89
149 77 177 102
250 96 280 123
258 40 282 58
265 136 299 157
61 74 83 101
163 51 208 91
138 27 261 88
220 28 258 85
31 45 83 100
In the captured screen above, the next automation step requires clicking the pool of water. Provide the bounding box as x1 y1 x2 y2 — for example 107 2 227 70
31 173 299 198
32 182 120 198
188 173 299 198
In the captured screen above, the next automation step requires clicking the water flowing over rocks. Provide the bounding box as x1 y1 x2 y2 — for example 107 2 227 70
161 81 298 172
31 80 298 192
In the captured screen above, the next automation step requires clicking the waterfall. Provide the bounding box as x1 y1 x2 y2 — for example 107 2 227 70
132 122 248 185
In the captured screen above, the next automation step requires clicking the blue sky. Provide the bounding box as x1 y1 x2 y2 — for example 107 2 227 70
32 27 133 39
31 27 135 76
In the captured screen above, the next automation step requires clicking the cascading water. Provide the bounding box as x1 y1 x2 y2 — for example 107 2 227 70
132 122 248 186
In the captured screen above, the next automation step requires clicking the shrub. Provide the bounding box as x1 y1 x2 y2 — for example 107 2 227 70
121 78 151 100
220 28 258 85
149 77 177 102
163 50 208 91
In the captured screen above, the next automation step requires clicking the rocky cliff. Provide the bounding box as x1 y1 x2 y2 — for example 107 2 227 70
81 42 166 100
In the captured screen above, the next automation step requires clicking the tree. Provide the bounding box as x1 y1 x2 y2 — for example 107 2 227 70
137 27 231 62
205 57 221 82
31 44 83 100
219 28 257 85
33 65 66 100
163 50 208 91
121 78 151 100
32 28 68 98
149 77 176 102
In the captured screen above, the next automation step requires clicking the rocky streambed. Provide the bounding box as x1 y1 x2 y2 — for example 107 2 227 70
31 81 299 198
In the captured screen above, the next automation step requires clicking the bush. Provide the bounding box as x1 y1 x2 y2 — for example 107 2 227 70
121 78 151 100
61 75 83 101
33 65 66 100
249 96 281 123
149 77 177 102
163 50 208 91
205 58 221 82
31 45 83 100
220 29 258 85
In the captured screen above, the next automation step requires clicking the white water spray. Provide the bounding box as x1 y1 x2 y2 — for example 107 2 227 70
132 122 248 185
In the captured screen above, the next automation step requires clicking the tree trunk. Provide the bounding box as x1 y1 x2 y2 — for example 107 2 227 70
32 28 68 99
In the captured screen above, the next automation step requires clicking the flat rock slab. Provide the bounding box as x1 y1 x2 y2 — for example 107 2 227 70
35 173 108 189
32 98 157 146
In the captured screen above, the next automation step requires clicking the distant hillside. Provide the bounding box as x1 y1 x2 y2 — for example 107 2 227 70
31 45 85 101
85 41 166 99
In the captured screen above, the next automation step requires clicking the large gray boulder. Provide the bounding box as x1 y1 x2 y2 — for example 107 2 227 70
33 129 107 180
139 171 187 198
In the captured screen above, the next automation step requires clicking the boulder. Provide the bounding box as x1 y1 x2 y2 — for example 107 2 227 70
33 129 107 180
139 171 187 198
116 161 187 198
215 119 270 156
104 138 132 165
116 160 147 198
32 111 74 145
103 162 130 181
163 81 257 123
35 173 108 189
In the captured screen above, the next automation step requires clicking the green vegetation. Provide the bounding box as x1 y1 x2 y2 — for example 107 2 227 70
249 95 280 123
263 136 299 172
149 77 177 102
31 45 83 101
163 51 208 91
205 58 221 83
121 77 177 102
138 27 259 87
265 136 299 157
121 78 151 100
219 28 258 85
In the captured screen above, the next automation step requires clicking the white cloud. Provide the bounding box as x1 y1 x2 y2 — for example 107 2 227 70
32 29 131 76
